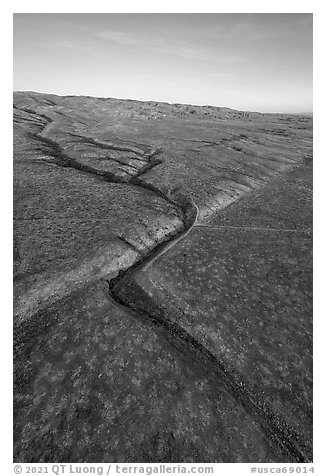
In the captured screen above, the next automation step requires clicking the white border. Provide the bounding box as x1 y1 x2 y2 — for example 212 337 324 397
3 2 323 474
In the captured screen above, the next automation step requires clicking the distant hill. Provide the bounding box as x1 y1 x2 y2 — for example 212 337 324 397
295 112 313 117
14 90 310 122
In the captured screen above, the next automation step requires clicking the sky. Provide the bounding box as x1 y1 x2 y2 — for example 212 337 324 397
13 13 313 113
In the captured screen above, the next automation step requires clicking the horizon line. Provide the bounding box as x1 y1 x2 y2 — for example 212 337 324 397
13 89 313 116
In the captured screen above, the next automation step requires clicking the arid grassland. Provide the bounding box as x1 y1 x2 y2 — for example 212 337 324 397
14 91 312 463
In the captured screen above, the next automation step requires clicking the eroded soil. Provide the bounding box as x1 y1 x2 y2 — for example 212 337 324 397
13 91 313 463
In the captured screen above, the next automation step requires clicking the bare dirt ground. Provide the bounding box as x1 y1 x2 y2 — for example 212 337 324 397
13 91 313 463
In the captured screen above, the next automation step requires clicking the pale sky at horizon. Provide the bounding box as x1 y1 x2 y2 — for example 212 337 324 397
13 13 313 113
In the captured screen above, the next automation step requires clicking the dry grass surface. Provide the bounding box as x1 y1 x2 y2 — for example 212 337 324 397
14 91 313 463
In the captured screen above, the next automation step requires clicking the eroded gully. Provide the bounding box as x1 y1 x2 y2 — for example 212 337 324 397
16 108 310 462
